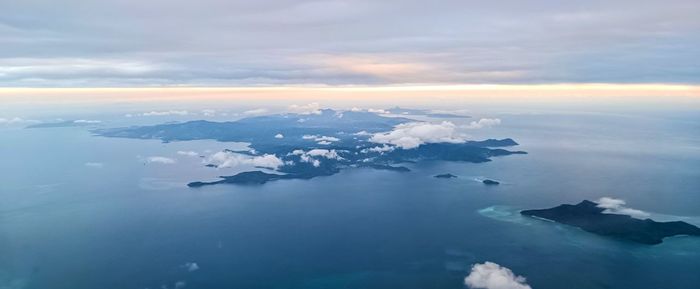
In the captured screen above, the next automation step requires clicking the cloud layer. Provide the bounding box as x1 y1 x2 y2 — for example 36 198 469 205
1 0 698 86
465 262 532 289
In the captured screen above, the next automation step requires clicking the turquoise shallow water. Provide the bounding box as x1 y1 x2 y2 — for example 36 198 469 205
1 110 699 289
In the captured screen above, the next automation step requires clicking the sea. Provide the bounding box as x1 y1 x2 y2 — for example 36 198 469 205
1 98 699 289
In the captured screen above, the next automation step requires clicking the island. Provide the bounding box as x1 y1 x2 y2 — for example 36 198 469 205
95 109 526 186
189 171 293 186
434 173 458 179
482 179 500 185
521 200 700 245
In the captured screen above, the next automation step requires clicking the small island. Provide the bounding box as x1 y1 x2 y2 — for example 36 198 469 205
521 200 700 245
189 171 296 186
482 179 500 185
434 173 458 179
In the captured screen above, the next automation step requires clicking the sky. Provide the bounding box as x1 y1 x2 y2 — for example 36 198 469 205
1 0 699 88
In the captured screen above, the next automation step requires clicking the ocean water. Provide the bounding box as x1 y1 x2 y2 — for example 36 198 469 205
1 108 699 289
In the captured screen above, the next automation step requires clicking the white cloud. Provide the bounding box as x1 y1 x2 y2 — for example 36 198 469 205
174 281 186 289
177 151 199 157
142 110 189 116
290 149 342 166
348 108 389 114
317 140 331 145
596 197 650 219
201 109 217 116
243 108 269 115
146 156 176 164
306 149 342 160
464 118 502 129
368 108 390 114
73 119 102 124
465 262 532 289
274 133 284 139
369 121 467 149
288 102 322 115
302 135 340 142
182 262 199 272
84 162 104 168
316 136 340 142
206 151 283 169
354 130 372 136
361 144 396 154
0 117 39 124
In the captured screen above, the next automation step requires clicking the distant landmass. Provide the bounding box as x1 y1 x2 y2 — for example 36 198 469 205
434 173 458 178
521 200 700 244
95 109 525 186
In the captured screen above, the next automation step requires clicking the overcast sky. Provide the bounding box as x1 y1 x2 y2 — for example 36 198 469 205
1 0 699 87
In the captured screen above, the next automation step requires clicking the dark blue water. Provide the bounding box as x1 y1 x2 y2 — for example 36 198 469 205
1 110 699 289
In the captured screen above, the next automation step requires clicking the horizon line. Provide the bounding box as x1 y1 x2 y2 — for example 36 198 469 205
2 83 699 103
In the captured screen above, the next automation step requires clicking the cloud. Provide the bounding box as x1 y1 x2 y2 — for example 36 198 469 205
73 119 102 124
201 109 217 116
206 151 283 169
146 156 176 164
305 149 342 159
367 108 390 114
290 149 343 167
596 197 650 219
464 118 502 129
243 108 269 115
369 121 467 149
84 162 104 168
1 0 699 86
289 103 322 115
349 108 390 114
465 262 532 289
182 262 199 272
361 145 395 154
177 151 199 157
142 110 189 116
274 133 284 139
0 117 39 124
302 135 340 142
